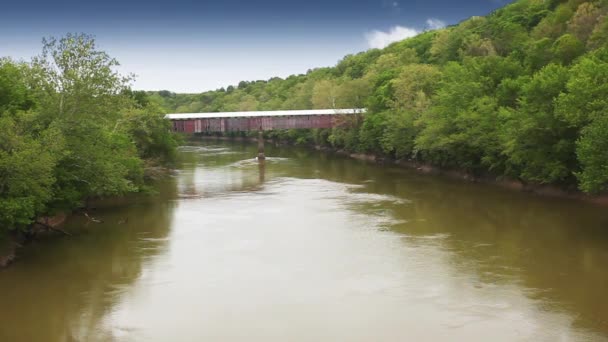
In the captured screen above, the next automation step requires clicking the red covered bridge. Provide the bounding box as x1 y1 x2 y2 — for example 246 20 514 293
164 108 365 133
165 108 365 160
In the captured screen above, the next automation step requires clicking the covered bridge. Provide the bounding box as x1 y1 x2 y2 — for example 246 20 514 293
165 108 365 133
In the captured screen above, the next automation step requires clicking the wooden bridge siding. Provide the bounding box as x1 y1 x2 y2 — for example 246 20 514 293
249 117 262 131
171 114 342 133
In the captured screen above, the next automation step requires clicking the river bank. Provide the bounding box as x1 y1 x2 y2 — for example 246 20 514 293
0 237 17 268
329 149 608 206
0 213 69 269
2 140 607 341
0 164 177 269
3 135 603 270
193 134 608 206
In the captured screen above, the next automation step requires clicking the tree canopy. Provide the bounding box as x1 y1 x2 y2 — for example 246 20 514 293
152 0 608 194
0 34 179 234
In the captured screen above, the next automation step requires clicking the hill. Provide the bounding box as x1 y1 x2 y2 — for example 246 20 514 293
152 0 608 193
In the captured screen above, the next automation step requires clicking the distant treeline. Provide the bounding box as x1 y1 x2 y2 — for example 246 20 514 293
0 34 179 234
152 0 608 194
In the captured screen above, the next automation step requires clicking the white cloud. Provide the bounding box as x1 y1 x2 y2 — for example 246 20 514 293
426 18 447 30
365 26 420 49
365 17 447 49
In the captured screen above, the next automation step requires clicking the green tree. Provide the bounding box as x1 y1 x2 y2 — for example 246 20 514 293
555 48 608 192
502 64 574 183
588 14 608 48
120 107 180 163
312 80 339 108
0 60 63 231
381 64 441 158
143 0 608 194
31 34 143 209
552 33 585 64
0 116 62 230
556 48 608 126
575 115 608 193
238 94 259 111
525 38 555 70
335 78 372 108
0 59 34 113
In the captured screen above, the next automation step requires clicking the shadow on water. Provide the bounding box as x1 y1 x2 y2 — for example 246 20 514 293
0 179 178 342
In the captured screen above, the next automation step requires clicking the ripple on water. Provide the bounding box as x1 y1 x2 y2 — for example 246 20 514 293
227 157 290 168
332 190 412 206
178 145 237 155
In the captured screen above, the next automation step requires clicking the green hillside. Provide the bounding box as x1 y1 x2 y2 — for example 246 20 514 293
153 0 608 193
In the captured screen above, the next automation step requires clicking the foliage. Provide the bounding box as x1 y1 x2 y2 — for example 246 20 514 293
0 34 179 232
120 106 180 163
576 114 608 193
134 0 608 193
0 115 62 229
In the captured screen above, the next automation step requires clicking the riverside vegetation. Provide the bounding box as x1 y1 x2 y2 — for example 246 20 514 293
0 34 179 239
2 0 608 241
151 0 608 195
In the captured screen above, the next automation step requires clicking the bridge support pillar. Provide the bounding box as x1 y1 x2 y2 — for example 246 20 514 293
257 130 265 160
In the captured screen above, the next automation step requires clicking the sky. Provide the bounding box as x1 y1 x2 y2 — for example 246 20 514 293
0 0 509 93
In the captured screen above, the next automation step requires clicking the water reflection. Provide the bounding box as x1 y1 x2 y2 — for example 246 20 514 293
258 159 266 183
0 140 607 341
170 140 608 339
0 180 177 341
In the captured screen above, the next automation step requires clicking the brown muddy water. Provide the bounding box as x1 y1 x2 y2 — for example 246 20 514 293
1 141 607 341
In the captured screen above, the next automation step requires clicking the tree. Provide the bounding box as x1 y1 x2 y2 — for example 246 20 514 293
31 33 133 123
366 54 401 75
120 107 179 163
31 34 143 209
238 94 259 111
0 60 63 231
567 2 602 42
588 14 608 48
556 48 608 126
0 35 181 235
336 78 371 108
282 80 313 110
575 114 608 193
461 36 498 57
312 80 339 108
532 4 573 39
525 38 555 70
430 29 462 63
141 0 608 193
491 22 530 56
0 116 62 231
0 59 34 113
415 60 503 170
554 48 608 192
379 64 441 158
552 33 585 64
502 63 574 183
389 64 441 111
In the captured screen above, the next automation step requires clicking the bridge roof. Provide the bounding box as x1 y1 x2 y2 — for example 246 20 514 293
164 108 365 120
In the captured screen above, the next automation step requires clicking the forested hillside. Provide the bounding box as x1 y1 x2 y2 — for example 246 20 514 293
153 0 608 193
0 34 178 234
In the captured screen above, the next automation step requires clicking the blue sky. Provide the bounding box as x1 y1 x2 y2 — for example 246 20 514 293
0 0 509 92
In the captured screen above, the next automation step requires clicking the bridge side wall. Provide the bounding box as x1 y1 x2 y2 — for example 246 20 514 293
170 114 342 133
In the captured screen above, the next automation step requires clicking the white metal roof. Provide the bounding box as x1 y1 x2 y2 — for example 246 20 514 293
164 108 366 120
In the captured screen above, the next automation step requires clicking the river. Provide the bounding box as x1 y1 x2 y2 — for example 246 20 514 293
1 140 607 341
